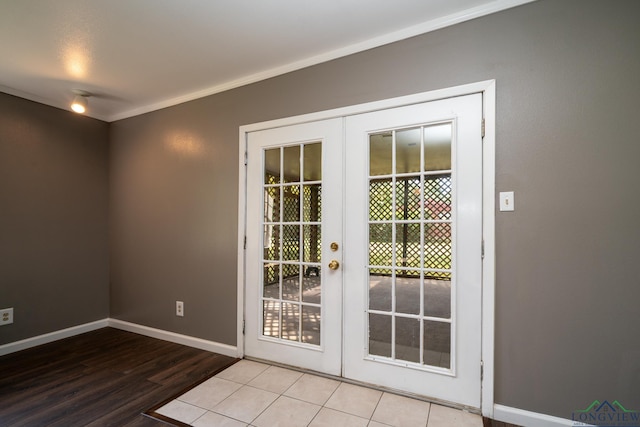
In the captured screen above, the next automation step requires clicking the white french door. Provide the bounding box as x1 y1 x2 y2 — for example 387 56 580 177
343 94 483 408
244 118 344 376
243 93 483 409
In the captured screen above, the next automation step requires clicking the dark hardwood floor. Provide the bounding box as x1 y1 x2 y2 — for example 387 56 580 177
0 327 236 427
1 327 518 427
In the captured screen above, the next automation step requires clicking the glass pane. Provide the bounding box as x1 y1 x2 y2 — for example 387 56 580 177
302 225 321 263
282 264 300 301
282 185 300 222
396 128 421 174
283 145 301 183
369 271 391 312
425 271 452 281
302 305 321 345
264 148 280 184
395 273 420 315
395 223 421 268
424 223 451 270
282 224 300 261
264 187 280 222
303 184 321 222
424 123 452 171
281 303 300 342
263 263 280 299
263 224 279 261
369 266 392 275
369 179 392 220
302 272 321 303
369 223 392 266
263 300 280 338
396 317 420 363
424 175 451 220
424 278 451 318
395 178 421 220
303 142 322 181
423 320 451 369
369 133 392 176
369 313 391 357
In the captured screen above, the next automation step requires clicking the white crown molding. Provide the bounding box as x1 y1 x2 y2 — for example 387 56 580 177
0 85 111 122
107 0 535 122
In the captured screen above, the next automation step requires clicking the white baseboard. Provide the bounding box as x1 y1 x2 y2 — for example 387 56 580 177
0 318 239 358
494 404 590 427
107 318 238 358
0 319 109 356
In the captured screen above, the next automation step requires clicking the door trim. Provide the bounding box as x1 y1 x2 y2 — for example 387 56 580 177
237 79 496 417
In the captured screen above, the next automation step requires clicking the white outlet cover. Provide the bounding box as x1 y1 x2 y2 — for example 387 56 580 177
499 191 515 211
0 307 14 325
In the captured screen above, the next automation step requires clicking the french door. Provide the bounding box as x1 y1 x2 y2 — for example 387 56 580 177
244 118 344 376
244 94 483 408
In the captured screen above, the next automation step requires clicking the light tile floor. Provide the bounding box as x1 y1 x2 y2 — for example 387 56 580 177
156 360 482 427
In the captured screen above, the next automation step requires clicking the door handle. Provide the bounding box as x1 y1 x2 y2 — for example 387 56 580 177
328 260 340 270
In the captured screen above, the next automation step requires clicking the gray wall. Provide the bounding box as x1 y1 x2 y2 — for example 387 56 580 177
110 0 640 417
1 0 636 420
0 93 109 344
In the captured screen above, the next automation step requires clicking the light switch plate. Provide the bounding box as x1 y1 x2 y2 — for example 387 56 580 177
499 191 515 211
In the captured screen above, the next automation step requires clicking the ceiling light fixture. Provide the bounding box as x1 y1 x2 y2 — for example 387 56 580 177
70 90 90 114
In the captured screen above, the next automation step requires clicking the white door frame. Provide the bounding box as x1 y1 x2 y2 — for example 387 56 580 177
237 80 496 417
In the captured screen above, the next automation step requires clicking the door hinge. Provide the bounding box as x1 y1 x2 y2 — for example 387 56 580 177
242 320 245 335
244 236 247 250
244 151 248 166
481 239 485 259
481 360 484 381
481 118 486 139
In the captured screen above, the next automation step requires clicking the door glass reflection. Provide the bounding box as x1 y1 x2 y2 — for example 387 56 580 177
370 133 392 176
423 320 451 369
367 122 454 369
369 313 392 357
424 124 452 171
396 317 420 363
261 142 323 348
396 128 421 174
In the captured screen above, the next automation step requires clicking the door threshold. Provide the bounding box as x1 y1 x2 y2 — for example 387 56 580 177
243 355 481 415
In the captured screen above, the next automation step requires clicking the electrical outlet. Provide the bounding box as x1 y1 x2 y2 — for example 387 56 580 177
176 301 184 317
0 308 14 325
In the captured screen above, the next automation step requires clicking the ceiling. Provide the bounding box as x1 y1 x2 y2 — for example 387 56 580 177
0 0 532 122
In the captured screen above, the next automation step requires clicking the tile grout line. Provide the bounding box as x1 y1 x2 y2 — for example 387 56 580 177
370 390 385 425
182 364 273 426
424 402 432 427
165 361 478 427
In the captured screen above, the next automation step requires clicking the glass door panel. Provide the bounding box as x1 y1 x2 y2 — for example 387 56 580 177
262 143 322 346
245 118 343 376
344 94 483 408
365 123 454 370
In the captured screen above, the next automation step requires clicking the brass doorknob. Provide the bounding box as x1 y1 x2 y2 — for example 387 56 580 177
328 260 340 270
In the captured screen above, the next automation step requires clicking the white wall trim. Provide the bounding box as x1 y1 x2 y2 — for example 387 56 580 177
0 319 109 356
236 130 248 359
238 79 496 414
107 0 533 122
494 404 591 427
481 80 497 418
0 319 239 358
107 319 238 358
